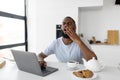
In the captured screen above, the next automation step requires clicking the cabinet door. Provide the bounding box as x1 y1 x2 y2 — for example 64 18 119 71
107 30 119 45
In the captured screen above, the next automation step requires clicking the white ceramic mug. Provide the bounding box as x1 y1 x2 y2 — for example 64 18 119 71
67 60 79 69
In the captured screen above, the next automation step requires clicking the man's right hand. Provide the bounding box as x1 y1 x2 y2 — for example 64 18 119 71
39 61 47 70
39 60 47 66
38 52 47 70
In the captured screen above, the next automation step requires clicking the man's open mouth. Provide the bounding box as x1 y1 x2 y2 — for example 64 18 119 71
64 29 66 31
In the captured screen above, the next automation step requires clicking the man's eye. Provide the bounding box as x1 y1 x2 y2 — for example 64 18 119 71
68 23 72 25
62 22 65 25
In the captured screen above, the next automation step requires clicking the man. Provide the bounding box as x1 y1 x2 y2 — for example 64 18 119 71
38 16 97 67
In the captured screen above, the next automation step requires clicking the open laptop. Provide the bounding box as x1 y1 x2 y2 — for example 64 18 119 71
11 50 58 77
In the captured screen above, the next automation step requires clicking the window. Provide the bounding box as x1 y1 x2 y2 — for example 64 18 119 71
0 0 27 59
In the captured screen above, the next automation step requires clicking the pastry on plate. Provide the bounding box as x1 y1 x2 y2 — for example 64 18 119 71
73 69 93 78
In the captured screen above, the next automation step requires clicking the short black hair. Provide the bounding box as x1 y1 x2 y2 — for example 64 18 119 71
64 16 76 26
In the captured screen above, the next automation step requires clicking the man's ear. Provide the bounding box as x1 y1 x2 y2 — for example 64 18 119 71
61 25 64 30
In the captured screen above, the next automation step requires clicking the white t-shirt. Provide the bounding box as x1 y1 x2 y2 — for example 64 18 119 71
43 37 92 63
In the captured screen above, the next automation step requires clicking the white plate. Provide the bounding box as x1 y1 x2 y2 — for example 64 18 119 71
72 72 97 80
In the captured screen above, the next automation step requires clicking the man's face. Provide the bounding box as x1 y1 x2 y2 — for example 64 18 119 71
61 17 76 38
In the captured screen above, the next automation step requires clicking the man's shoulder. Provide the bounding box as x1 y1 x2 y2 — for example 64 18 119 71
52 37 62 44
56 37 62 42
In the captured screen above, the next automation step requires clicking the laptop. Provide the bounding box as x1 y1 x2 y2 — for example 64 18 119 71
11 50 58 77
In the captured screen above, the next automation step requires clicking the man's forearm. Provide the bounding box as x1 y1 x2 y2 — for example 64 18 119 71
38 52 47 61
77 39 97 61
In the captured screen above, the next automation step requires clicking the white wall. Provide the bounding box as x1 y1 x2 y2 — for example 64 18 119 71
27 0 103 53
27 0 37 52
79 0 120 43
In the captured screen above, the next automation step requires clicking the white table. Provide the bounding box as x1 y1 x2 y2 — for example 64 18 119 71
0 60 120 80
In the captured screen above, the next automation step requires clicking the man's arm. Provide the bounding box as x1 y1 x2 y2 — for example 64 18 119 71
66 27 97 61
38 52 47 61
38 52 47 67
76 38 97 61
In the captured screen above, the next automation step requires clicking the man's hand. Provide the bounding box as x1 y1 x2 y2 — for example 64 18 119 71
38 52 47 70
39 61 47 70
39 60 47 66
66 26 80 43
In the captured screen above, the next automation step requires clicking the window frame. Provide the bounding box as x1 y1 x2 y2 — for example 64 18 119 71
0 0 28 51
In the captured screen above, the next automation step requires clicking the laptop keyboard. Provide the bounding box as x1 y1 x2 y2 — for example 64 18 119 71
41 66 46 70
39 63 58 75
42 69 51 74
42 67 55 72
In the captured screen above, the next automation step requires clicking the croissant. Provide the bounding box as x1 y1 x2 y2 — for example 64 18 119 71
73 69 93 78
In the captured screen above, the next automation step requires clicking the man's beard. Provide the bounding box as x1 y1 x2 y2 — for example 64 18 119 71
61 30 70 39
